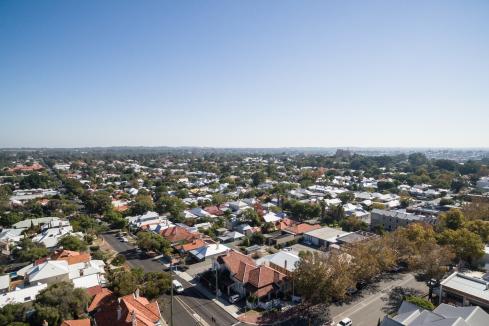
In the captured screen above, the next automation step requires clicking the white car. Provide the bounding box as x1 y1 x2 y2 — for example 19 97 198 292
172 280 184 294
337 318 352 326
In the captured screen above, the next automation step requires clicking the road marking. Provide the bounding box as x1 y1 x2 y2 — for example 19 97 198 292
176 296 210 326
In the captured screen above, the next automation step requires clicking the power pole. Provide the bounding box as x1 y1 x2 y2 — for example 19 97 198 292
170 259 174 326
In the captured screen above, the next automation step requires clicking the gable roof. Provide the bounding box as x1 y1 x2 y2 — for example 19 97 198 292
26 260 69 282
159 226 200 243
218 250 256 281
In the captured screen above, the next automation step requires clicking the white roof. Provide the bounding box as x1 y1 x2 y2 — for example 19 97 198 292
72 273 105 288
0 275 10 290
304 226 350 242
257 251 300 272
0 283 48 307
12 217 59 229
441 272 489 303
189 243 229 260
262 212 282 223
26 260 69 282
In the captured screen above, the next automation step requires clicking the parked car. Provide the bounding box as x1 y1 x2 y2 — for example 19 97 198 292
337 317 352 326
228 294 240 303
172 280 184 294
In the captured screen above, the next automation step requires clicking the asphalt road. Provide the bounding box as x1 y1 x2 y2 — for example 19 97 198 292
329 272 428 326
102 233 239 326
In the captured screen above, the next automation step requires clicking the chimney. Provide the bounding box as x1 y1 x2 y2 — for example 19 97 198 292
216 242 220 249
135 288 140 298
284 260 287 270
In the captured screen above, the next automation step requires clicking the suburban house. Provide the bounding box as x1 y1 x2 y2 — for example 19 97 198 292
159 225 202 245
24 250 106 288
217 230 245 243
89 289 163 326
188 243 230 261
303 226 351 249
0 228 24 255
370 209 437 231
0 283 48 307
283 223 321 237
215 250 287 302
380 300 489 325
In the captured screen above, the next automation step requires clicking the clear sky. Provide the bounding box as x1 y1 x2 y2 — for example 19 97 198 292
1 1 488 148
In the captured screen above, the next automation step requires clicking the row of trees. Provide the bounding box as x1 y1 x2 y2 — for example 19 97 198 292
294 209 487 308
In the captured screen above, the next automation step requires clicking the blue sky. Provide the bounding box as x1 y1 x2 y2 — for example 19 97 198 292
1 1 488 148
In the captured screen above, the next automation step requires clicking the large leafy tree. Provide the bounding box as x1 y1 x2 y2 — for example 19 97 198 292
12 238 48 262
437 228 485 264
136 231 171 255
31 282 90 326
58 235 88 252
156 196 186 218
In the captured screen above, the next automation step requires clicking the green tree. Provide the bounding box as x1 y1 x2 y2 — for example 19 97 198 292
136 231 172 255
141 271 172 300
341 216 368 232
0 304 27 326
156 196 186 218
338 192 355 204
405 296 435 311
438 209 465 230
83 191 112 215
32 282 90 325
12 238 48 262
437 228 485 264
466 220 489 242
131 193 154 215
58 235 88 252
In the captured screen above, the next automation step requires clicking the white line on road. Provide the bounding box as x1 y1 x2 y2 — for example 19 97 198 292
176 296 210 326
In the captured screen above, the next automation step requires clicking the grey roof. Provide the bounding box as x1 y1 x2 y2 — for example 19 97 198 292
304 226 349 241
371 209 434 222
441 272 489 304
336 231 376 244
381 301 489 326
12 217 59 229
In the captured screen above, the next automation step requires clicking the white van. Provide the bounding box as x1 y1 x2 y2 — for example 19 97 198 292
172 280 184 293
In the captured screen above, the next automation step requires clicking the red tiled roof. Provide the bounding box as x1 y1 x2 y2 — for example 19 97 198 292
284 223 321 235
61 319 90 326
93 292 161 326
52 250 91 265
160 226 200 243
204 205 224 216
275 218 295 230
248 265 285 289
88 288 115 312
86 285 104 297
175 239 207 252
